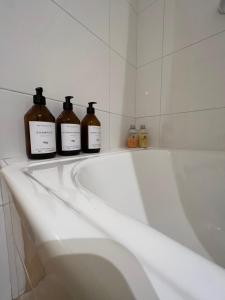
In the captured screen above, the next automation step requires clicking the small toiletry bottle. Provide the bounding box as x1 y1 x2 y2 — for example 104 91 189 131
138 125 149 148
24 87 56 159
81 102 101 153
56 96 81 156
127 125 138 148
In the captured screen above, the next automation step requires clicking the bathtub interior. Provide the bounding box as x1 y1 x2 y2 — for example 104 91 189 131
77 150 225 268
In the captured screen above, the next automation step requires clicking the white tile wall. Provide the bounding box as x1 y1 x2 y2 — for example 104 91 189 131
110 0 137 66
0 0 109 111
162 31 225 114
110 51 136 117
137 0 164 66
164 0 225 55
136 59 161 117
53 0 110 42
160 109 225 150
136 0 225 151
0 0 138 161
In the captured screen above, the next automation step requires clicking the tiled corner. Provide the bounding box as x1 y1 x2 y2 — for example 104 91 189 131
110 114 135 149
161 31 225 114
160 108 225 150
110 51 136 117
53 0 110 43
136 116 160 147
164 0 225 55
110 0 137 66
137 0 164 66
136 59 161 117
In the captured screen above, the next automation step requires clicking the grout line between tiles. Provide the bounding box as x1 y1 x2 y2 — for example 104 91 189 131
137 28 225 70
50 0 136 69
0 86 136 118
164 28 225 59
136 105 225 119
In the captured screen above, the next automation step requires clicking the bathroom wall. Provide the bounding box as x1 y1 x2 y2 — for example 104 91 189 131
136 0 225 150
0 0 137 160
0 0 137 298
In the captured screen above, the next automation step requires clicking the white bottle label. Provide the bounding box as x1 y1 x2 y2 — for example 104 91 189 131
61 124 81 151
88 126 101 149
29 121 56 154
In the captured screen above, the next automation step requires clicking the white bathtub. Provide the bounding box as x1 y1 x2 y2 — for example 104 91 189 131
1 149 225 300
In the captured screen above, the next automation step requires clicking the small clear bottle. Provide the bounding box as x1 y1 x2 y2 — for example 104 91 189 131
127 125 138 148
138 125 149 148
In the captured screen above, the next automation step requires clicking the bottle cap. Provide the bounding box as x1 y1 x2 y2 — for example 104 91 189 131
87 102 97 114
33 87 46 105
140 125 146 129
63 96 73 110
130 124 136 129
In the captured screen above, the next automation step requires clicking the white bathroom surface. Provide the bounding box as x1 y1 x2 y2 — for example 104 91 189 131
1 148 225 300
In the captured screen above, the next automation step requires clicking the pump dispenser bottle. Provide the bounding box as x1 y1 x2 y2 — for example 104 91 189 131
24 87 56 159
81 102 101 153
56 96 81 156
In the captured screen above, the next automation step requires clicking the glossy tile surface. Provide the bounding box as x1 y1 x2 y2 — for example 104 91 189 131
164 0 225 55
136 59 161 117
137 0 164 66
110 51 136 117
110 0 137 65
54 0 110 42
161 32 225 114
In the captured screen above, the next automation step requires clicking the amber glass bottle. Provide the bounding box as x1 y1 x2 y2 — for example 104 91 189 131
24 87 56 159
56 96 81 156
81 102 101 153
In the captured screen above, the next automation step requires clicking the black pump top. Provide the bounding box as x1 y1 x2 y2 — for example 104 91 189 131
63 96 73 110
87 102 97 114
33 87 46 105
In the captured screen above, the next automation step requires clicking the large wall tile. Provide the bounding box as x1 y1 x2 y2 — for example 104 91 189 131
137 0 164 66
164 0 225 55
136 59 161 117
0 0 109 111
137 0 157 13
110 51 136 117
160 109 225 150
136 116 160 146
110 0 137 66
161 32 225 114
110 114 135 148
0 206 11 300
54 0 110 43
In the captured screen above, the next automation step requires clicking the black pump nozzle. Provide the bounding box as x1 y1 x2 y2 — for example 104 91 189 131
63 96 74 110
87 102 97 114
33 87 46 105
